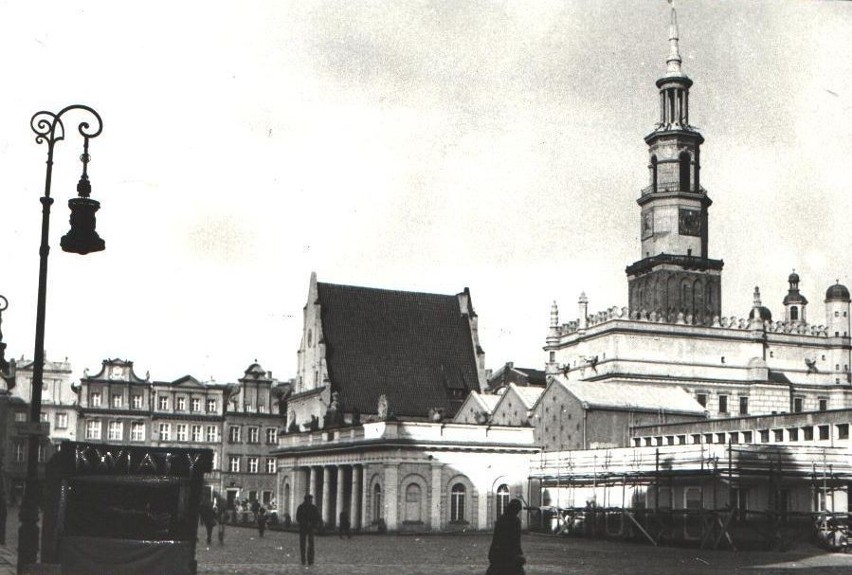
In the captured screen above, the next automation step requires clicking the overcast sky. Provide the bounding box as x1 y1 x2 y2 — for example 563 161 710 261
0 1 850 385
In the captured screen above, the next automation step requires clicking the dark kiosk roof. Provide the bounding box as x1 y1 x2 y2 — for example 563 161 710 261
317 282 479 419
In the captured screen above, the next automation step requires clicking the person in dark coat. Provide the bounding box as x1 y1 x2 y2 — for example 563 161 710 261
296 494 320 565
199 501 216 545
257 506 268 537
486 499 526 575
338 510 351 539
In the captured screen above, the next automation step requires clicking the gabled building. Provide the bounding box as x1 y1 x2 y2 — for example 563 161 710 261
490 384 543 427
453 391 501 425
531 376 706 451
221 362 284 509
485 362 546 393
11 356 76 443
287 273 486 430
273 276 535 533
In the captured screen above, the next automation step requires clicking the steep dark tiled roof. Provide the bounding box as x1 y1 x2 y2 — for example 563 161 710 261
317 282 479 419
516 367 547 386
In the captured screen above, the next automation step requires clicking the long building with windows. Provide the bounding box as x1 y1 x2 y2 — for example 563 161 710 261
75 358 285 506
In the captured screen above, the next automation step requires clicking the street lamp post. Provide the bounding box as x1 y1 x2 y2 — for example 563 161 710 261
17 105 105 572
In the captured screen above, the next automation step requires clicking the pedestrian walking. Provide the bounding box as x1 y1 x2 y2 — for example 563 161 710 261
296 493 320 565
485 499 526 575
338 510 351 539
215 500 226 545
257 506 268 537
199 500 216 545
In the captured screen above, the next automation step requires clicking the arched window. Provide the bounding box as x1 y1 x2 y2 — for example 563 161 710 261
679 152 691 192
450 483 466 522
650 155 658 192
496 484 510 518
790 306 799 321
373 484 383 521
405 484 422 523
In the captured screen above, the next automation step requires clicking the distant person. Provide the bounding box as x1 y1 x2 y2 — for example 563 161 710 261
215 500 226 545
338 510 351 539
486 499 526 575
296 494 320 565
199 501 216 545
257 506 268 537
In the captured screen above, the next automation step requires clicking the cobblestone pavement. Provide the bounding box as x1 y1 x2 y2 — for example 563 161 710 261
0 511 851 575
195 524 852 575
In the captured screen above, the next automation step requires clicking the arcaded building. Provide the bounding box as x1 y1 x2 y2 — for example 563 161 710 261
272 274 537 532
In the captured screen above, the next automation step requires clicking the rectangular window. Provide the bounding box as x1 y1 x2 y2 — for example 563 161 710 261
818 398 828 411
819 425 830 440
229 426 241 443
55 412 68 429
176 424 187 442
131 422 145 441
248 427 260 444
189 425 201 442
206 426 218 443
739 396 748 415
788 428 799 441
773 429 783 442
108 421 123 440
158 396 168 411
838 424 849 440
742 431 753 444
86 420 102 440
229 456 240 473
248 457 259 474
112 394 122 408
206 399 216 413
132 394 143 409
91 392 102 407
191 398 200 412
266 428 278 445
803 426 814 441
759 430 769 443
691 434 701 444
262 491 273 505
176 397 186 411
15 411 27 422
696 393 707 407
159 423 171 441
266 458 276 474
718 395 728 414
793 397 804 413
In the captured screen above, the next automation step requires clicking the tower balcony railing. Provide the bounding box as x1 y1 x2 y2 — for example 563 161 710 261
641 181 707 196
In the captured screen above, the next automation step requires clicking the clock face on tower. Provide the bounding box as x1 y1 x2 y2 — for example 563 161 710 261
679 208 701 237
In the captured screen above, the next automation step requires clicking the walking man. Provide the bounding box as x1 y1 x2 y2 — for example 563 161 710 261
296 494 320 565
338 510 351 539
199 500 216 545
486 499 526 575
257 506 268 538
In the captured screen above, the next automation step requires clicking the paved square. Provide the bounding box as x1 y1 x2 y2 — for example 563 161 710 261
194 524 852 575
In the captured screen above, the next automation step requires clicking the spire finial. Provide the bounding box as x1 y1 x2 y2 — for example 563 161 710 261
753 286 762 307
666 0 683 75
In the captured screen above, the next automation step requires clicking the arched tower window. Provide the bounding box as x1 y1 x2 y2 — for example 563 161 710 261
450 483 466 522
790 306 799 321
650 155 658 193
679 152 691 192
496 484 510 518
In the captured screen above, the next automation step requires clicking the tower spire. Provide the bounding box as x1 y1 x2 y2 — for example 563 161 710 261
666 1 683 76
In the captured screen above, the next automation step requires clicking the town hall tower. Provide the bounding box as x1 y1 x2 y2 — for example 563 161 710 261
626 6 723 325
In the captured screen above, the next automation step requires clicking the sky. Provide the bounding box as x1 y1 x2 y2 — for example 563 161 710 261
0 1 851 385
